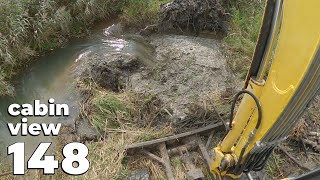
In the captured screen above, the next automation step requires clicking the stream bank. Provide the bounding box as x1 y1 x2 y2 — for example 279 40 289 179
62 25 238 179
0 1 233 178
1 0 319 179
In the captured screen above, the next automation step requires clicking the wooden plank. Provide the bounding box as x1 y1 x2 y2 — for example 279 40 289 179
126 122 223 150
159 143 175 180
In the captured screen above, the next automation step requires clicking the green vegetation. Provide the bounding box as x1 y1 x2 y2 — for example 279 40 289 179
90 93 131 131
121 0 171 27
222 0 265 78
0 0 171 96
0 0 124 96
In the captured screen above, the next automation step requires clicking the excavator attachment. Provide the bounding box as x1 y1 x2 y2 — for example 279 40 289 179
210 0 320 179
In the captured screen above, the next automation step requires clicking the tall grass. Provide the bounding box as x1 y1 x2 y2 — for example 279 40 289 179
120 0 171 27
0 0 122 96
222 0 265 78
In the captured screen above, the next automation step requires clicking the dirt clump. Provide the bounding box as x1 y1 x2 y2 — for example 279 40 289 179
90 54 141 91
159 0 228 34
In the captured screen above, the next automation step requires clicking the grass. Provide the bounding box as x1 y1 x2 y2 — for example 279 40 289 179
222 0 265 78
265 151 286 179
0 162 12 179
75 88 174 179
307 96 320 125
81 89 231 179
120 0 172 27
90 93 131 131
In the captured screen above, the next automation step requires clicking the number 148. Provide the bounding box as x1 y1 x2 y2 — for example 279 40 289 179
8 142 90 175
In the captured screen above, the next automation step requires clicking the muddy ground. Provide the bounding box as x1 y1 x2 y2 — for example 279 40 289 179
65 0 320 177
64 22 320 179
74 29 240 128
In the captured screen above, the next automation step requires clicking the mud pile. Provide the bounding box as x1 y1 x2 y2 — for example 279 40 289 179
158 0 228 33
75 29 239 128
130 35 239 124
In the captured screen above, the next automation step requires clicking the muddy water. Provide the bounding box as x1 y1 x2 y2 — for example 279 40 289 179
0 22 154 162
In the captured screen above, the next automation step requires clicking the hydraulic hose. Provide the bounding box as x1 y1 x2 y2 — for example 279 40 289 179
229 90 262 130
229 89 262 173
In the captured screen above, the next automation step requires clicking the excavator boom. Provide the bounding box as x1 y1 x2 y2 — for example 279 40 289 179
210 0 320 178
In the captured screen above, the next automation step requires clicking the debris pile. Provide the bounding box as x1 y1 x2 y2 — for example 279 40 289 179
158 0 228 33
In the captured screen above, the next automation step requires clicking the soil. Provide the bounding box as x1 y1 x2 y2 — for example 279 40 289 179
158 0 228 34
67 5 320 177
74 28 240 129
129 35 239 126
70 22 320 179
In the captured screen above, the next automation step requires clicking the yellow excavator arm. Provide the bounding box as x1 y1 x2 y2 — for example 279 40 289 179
210 0 320 179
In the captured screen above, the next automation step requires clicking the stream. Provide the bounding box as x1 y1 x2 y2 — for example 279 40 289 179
0 21 154 162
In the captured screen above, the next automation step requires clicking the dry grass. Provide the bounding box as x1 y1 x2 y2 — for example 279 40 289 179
80 120 173 179
129 155 167 180
72 87 175 179
0 162 13 180
265 151 286 179
120 0 172 28
67 79 231 179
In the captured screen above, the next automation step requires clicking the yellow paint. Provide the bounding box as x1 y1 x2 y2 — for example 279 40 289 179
211 0 320 178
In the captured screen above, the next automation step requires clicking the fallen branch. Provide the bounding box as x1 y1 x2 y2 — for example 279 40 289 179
278 146 311 171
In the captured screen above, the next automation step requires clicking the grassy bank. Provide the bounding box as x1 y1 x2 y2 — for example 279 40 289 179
0 0 123 95
77 86 175 179
69 82 228 179
0 0 169 96
120 0 171 28
222 0 265 78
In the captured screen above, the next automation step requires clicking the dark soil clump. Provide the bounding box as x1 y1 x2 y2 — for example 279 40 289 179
158 0 228 34
89 53 142 92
